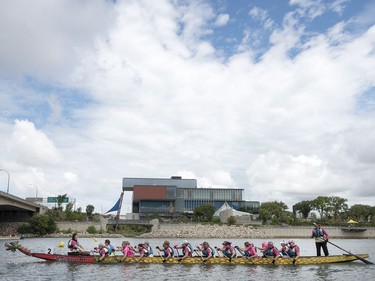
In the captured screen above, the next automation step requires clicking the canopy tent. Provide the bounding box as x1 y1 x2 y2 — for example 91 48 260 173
213 202 251 218
347 219 359 224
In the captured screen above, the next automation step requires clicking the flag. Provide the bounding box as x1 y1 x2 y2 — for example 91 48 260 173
105 192 124 213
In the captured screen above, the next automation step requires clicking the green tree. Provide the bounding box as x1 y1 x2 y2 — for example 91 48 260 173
329 196 348 220
193 205 215 222
311 196 331 219
86 204 95 220
294 200 312 219
349 204 372 222
57 193 68 210
65 202 74 220
259 201 289 224
18 214 57 236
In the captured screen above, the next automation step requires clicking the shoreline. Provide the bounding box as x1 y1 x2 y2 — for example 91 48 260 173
2 225 375 239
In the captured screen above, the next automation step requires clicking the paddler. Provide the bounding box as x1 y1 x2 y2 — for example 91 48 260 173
196 241 215 261
174 240 193 261
263 242 280 264
219 241 236 259
311 222 330 256
118 241 135 260
97 243 109 261
68 233 85 253
286 240 300 263
135 243 149 260
236 241 258 258
156 240 174 262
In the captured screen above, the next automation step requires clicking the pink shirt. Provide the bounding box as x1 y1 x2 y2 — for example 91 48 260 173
122 246 135 257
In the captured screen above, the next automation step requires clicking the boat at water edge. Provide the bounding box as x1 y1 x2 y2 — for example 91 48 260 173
4 242 370 265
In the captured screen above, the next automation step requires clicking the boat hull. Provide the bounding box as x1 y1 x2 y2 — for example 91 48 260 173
30 253 369 265
5 242 370 265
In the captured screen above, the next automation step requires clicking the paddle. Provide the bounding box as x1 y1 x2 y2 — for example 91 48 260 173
234 246 248 258
155 246 167 263
214 246 232 262
327 241 373 265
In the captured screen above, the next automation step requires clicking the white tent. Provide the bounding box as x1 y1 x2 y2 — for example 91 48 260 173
213 202 251 218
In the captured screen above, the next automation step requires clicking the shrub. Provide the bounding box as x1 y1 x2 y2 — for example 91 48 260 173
86 225 98 234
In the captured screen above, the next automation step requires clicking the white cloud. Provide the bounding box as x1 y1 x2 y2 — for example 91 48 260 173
0 0 375 212
5 120 61 166
249 6 275 30
214 13 230 27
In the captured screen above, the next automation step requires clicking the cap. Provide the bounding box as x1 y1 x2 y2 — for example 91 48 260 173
144 241 149 245
288 240 295 244
182 240 189 245
280 241 286 245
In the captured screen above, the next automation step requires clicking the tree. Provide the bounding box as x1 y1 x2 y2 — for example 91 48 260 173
193 205 215 222
311 196 348 220
311 196 331 219
18 214 57 236
86 204 95 220
57 193 68 210
294 201 312 219
349 204 372 222
329 196 348 220
259 201 289 224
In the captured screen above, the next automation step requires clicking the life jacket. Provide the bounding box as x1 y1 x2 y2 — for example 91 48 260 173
142 248 149 257
183 244 193 257
146 245 154 255
68 239 77 250
100 247 109 257
105 245 114 255
264 247 277 257
286 245 299 257
246 247 257 257
314 228 324 237
163 246 174 257
223 247 235 258
202 247 215 257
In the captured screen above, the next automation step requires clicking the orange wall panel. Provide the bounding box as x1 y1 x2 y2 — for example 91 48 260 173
133 185 167 200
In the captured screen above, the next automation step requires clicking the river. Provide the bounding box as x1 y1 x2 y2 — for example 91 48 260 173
1 237 374 281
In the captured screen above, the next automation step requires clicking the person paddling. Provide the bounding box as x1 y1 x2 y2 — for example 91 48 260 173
263 242 280 264
196 241 215 261
143 241 154 257
97 243 109 261
135 243 149 260
311 222 330 256
68 233 85 253
236 242 258 258
118 241 135 260
219 241 236 260
104 239 116 256
174 240 193 261
286 240 300 263
157 240 174 262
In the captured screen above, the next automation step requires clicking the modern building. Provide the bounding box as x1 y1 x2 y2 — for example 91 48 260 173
122 176 260 218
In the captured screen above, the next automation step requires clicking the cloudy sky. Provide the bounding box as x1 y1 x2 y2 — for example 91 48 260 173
1 0 375 213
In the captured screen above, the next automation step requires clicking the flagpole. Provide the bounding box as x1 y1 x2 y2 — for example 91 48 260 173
115 191 124 231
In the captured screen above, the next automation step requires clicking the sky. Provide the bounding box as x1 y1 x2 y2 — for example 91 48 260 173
1 0 375 214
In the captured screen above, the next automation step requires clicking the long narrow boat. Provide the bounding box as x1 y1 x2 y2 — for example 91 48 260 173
4 242 370 265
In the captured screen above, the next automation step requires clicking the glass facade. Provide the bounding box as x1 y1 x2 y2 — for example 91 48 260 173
124 176 259 216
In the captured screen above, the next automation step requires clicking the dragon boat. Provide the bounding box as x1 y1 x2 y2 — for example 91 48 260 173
4 242 370 265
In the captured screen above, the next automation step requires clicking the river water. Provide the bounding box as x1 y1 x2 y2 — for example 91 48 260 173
1 237 374 281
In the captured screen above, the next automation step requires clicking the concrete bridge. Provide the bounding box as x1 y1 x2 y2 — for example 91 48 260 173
0 190 48 222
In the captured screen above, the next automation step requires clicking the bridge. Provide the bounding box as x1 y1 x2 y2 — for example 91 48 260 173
0 190 48 222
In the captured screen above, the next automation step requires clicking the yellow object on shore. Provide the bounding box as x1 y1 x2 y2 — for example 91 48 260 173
58 241 65 248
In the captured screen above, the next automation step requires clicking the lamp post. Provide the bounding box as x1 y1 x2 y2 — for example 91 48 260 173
0 169 10 194
29 183 38 199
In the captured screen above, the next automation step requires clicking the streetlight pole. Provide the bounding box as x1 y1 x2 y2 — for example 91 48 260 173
0 169 10 194
29 184 38 199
